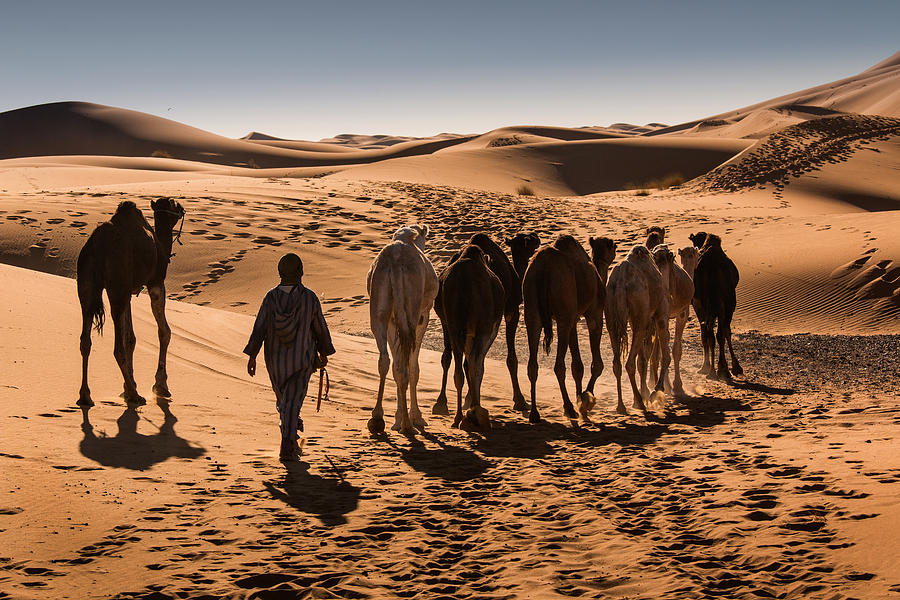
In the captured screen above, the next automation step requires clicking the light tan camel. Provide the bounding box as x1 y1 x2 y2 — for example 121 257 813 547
77 198 185 407
436 244 504 430
367 225 438 435
678 246 700 278
605 245 670 414
522 235 605 423
650 244 695 397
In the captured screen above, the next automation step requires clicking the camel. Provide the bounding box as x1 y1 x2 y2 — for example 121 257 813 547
522 235 605 423
689 231 708 249
506 232 541 281
367 225 438 435
678 246 700 278
692 233 743 380
435 244 504 430
650 244 695 397
588 236 617 284
77 198 185 407
645 226 666 249
433 232 539 415
605 245 670 414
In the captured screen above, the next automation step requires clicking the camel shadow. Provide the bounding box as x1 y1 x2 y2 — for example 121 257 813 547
396 432 491 482
727 379 796 395
263 459 361 526
476 416 670 457
79 398 205 470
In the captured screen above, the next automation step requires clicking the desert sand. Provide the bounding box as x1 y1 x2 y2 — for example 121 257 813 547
1 52 899 599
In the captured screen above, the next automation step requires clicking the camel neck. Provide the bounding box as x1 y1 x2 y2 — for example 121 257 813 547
512 257 529 282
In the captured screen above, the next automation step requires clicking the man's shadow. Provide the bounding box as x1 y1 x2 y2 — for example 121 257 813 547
264 459 360 527
80 397 205 470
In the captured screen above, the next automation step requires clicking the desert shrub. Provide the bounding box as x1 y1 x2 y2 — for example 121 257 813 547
247 158 261 169
634 189 651 196
516 184 535 196
151 150 173 159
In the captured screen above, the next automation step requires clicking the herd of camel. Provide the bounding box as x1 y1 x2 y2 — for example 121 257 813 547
366 223 742 435
72 199 741 437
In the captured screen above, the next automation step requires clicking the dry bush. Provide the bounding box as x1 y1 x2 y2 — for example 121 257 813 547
247 158 261 169
151 150 173 159
634 189 651 196
516 184 535 196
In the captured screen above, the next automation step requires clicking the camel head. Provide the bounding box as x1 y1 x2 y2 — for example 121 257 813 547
393 224 429 252
678 246 700 276
588 236 617 270
700 233 723 253
689 231 708 249
651 244 675 270
150 196 185 232
645 226 666 249
506 232 540 278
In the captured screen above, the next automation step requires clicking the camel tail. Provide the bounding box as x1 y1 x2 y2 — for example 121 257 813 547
76 237 105 334
537 278 554 354
389 263 418 360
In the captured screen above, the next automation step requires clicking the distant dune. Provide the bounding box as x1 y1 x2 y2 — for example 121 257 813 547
328 137 752 196
650 51 900 138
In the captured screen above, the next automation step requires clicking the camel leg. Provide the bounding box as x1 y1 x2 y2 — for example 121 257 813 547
584 313 604 396
451 344 466 429
110 294 144 406
650 317 670 410
391 355 413 434
78 310 94 407
148 284 172 398
649 336 660 387
407 313 428 430
555 320 578 421
699 321 714 376
465 342 492 431
638 335 651 402
725 318 743 376
715 318 732 381
611 336 627 415
367 318 389 435
432 321 452 415
505 309 527 412
672 312 688 397
627 326 647 413
524 302 543 424
567 328 590 421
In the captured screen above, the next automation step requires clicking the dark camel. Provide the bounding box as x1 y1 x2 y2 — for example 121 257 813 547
691 233 743 380
433 232 539 416
645 226 666 249
77 198 185 406
522 235 605 423
435 245 504 430
689 231 708 249
588 236 617 284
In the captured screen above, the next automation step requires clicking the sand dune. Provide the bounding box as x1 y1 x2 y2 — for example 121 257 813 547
651 51 900 138
0 102 474 168
328 137 752 196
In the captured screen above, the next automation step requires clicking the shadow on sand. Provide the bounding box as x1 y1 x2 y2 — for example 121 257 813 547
264 459 361 526
396 431 492 482
80 397 205 470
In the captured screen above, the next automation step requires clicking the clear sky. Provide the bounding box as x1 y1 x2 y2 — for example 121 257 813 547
1 1 897 140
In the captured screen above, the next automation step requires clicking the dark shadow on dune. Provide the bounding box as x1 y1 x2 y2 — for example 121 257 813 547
824 190 899 212
392 432 491 482
79 398 205 470
264 460 360 526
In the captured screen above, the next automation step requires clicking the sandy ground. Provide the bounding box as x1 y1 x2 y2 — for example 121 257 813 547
1 51 900 599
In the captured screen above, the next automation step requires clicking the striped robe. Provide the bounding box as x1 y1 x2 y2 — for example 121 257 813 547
244 284 335 440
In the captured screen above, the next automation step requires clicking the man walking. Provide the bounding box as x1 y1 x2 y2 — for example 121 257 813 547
244 253 335 460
